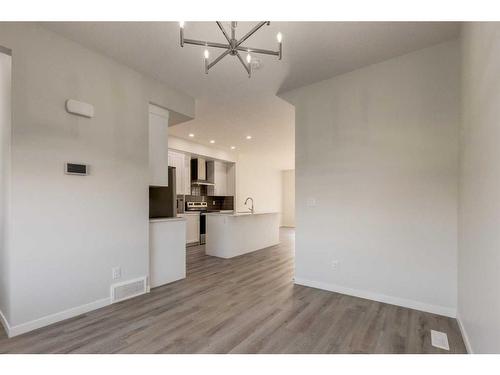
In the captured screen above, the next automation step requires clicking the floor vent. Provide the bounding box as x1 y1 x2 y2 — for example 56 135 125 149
111 277 147 303
431 329 450 351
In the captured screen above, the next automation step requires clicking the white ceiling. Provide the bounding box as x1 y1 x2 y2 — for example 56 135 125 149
42 22 460 170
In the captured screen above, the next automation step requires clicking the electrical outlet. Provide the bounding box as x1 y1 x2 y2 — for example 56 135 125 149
112 267 121 280
331 260 339 269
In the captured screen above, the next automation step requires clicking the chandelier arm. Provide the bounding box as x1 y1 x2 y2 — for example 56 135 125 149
235 45 280 57
231 22 237 40
179 21 281 76
235 22 269 49
183 39 230 50
235 51 251 76
207 49 232 70
216 22 232 44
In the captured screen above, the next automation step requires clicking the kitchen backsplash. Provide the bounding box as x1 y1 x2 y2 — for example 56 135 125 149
185 195 234 211
190 185 207 197
208 196 234 211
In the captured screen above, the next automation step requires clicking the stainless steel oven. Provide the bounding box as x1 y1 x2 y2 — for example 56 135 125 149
186 201 207 244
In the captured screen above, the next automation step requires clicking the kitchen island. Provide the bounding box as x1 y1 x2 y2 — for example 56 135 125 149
205 212 280 258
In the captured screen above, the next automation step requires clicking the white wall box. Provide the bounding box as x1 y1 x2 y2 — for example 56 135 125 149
149 104 169 187
65 99 94 118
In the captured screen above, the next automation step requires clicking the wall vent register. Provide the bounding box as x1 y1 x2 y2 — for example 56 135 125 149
111 277 147 303
65 163 89 176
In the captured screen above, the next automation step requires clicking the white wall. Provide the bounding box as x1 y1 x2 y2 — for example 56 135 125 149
235 152 282 214
282 40 460 317
458 23 500 353
281 169 295 227
0 23 194 333
0 48 12 326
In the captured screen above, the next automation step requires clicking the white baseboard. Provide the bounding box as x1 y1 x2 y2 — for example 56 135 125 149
456 313 473 354
6 297 111 338
0 309 11 337
294 277 457 318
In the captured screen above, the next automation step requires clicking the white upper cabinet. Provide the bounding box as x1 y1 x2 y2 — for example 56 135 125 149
168 150 183 195
148 105 169 186
168 149 191 195
207 160 235 196
226 163 235 196
214 161 228 196
184 155 191 196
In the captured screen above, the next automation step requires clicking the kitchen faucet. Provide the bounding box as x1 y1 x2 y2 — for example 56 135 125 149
244 197 254 214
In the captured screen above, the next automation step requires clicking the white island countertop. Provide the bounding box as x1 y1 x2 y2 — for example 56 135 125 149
205 212 280 258
149 217 186 223
205 211 279 217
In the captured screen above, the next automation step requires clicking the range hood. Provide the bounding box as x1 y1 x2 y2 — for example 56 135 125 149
191 158 215 186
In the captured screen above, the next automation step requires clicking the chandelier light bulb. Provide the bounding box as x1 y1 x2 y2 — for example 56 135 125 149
204 49 209 59
246 53 252 64
179 21 185 29
277 32 283 43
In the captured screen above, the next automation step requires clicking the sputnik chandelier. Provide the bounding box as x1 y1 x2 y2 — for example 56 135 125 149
179 21 283 77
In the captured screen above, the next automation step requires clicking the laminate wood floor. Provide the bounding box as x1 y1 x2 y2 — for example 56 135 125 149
0 228 466 354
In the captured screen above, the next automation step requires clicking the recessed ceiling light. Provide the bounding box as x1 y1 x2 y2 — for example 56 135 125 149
210 140 215 144
188 133 194 137
246 135 252 140
231 146 236 150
